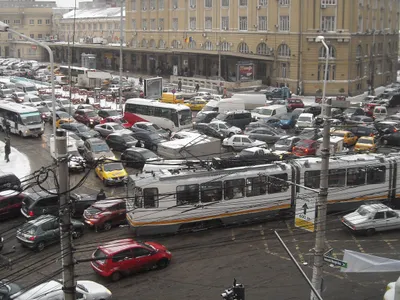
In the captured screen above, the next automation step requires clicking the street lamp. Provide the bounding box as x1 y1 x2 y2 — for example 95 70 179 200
0 21 56 137
119 0 124 110
315 35 329 104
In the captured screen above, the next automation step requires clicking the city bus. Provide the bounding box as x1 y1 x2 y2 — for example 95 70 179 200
56 66 93 84
56 66 111 88
0 102 44 137
124 98 192 132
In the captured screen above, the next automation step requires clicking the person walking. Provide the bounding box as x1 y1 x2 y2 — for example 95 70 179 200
4 137 10 163
178 80 182 92
85 95 90 104
97 189 106 200
139 77 143 86
195 83 200 93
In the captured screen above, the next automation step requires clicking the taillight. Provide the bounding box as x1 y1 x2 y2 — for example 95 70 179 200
28 210 34 217
29 236 36 241
305 148 309 153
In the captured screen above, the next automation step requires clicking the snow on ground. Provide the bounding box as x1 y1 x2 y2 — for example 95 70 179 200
0 139 31 179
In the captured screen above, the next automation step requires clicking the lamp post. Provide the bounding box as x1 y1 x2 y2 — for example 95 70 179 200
119 0 124 110
0 21 56 136
310 35 331 300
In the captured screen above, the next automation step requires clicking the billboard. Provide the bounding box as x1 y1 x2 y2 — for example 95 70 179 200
236 63 254 81
144 77 163 99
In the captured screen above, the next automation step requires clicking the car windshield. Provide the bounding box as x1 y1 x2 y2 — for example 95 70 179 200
276 139 291 146
259 109 273 116
178 109 192 126
76 125 89 132
356 206 371 216
38 106 50 113
103 162 123 171
20 112 42 125
25 86 37 92
280 114 292 120
58 112 70 118
113 124 124 131
358 138 373 144
106 110 119 116
86 111 97 117
149 133 162 141
92 143 110 153
332 132 345 137
141 150 159 159
151 123 161 130
298 116 311 122
296 141 311 148
239 150 254 156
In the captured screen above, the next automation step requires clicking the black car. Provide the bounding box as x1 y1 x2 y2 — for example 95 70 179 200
60 123 100 141
132 131 166 151
21 190 97 219
346 115 374 126
342 107 365 119
303 106 322 116
349 125 378 138
0 279 22 299
105 132 138 152
193 111 219 125
121 147 160 169
16 215 84 252
195 123 225 140
381 131 400 146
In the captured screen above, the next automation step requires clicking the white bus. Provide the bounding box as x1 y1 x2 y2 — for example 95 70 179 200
57 66 93 84
57 66 110 88
124 98 192 132
0 102 44 137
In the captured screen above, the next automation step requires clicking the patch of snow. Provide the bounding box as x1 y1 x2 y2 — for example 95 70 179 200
0 140 31 179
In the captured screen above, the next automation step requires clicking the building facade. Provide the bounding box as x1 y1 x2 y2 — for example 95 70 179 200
0 0 55 61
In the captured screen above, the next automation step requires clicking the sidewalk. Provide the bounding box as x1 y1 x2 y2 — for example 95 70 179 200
0 139 32 179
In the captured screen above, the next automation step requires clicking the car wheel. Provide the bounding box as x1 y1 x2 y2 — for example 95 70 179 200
72 229 83 239
103 221 112 231
36 241 45 252
157 258 170 269
110 271 122 282
365 228 375 236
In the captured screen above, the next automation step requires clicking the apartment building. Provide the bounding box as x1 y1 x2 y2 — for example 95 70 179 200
0 0 55 61
121 0 399 95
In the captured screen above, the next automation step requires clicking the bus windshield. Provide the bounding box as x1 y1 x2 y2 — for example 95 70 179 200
178 110 192 126
25 86 37 92
20 112 42 125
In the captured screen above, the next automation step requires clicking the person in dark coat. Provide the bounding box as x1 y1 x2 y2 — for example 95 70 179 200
4 137 10 163
178 80 182 92
85 96 90 104
97 189 106 200
195 83 200 93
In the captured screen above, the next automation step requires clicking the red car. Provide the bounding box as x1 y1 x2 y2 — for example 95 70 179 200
292 139 318 156
91 238 172 281
0 190 25 219
74 109 101 127
83 199 127 231
286 98 304 111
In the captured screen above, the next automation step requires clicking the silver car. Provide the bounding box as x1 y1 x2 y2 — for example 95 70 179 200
342 203 400 236
94 122 133 138
208 120 242 137
82 138 115 162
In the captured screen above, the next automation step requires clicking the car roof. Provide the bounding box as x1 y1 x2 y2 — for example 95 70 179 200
14 280 62 300
98 238 144 254
358 136 375 140
26 190 54 201
0 190 20 198
93 199 124 209
231 134 250 138
100 122 119 126
360 203 390 212
332 130 350 134
26 215 57 227
77 109 94 112
135 121 153 126
299 113 313 117
297 139 314 144
87 138 106 144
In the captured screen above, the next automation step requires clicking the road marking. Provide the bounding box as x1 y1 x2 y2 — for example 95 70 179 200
324 240 349 278
285 220 305 263
378 232 396 251
259 224 269 252
351 235 365 253
231 228 235 241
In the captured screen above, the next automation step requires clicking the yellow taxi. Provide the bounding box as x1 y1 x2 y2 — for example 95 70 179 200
54 111 75 128
354 136 377 152
331 130 358 147
161 92 184 104
95 161 128 186
183 98 207 111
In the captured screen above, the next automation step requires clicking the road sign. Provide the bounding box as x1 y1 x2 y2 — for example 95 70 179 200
323 256 348 268
295 195 316 232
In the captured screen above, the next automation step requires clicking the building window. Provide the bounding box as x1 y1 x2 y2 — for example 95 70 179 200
38 34 43 39
189 40 196 49
356 45 362 57
319 45 336 58
258 16 267 31
3 20 9 24
318 64 336 80
259 0 267 7
150 19 156 30
171 39 179 48
205 17 212 30
358 15 363 32
131 39 138 48
131 0 136 10
221 0 229 7
29 19 34 25
159 0 164 9
172 0 178 8
141 38 148 47
356 62 362 78
279 16 289 31
220 41 230 51
278 43 291 57
279 0 289 5
221 17 229 30
132 20 136 30
205 0 212 8
149 39 156 48
150 0 156 8
45 19 50 25
142 19 147 29
159 39 166 48
37 19 42 25
280 63 288 78
93 24 97 30
238 42 249 53
172 18 178 30
205 40 213 50
321 0 336 4
158 19 164 30
239 17 248 31
30 34 34 38
380 18 384 30
190 17 196 30
13 20 20 24
107 23 112 30
321 16 336 31
239 0 247 6
141 0 148 10
189 0 196 8
257 42 270 55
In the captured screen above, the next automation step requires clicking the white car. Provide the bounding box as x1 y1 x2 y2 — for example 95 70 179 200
12 280 112 300
222 134 266 151
295 113 315 132
208 120 242 137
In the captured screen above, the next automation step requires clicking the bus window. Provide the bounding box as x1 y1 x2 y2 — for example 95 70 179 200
224 179 245 200
328 169 345 187
171 111 179 127
200 182 222 203
268 173 289 194
347 168 366 186
177 184 199 205
367 166 386 184
143 188 158 208
178 110 192 126
304 171 320 189
246 176 267 197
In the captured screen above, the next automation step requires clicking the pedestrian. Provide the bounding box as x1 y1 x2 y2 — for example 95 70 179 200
195 83 200 93
4 137 10 163
139 77 143 86
5 121 10 136
178 80 182 92
85 95 90 104
97 189 106 201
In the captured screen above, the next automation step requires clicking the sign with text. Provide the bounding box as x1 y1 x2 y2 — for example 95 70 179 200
295 195 316 232
144 77 162 99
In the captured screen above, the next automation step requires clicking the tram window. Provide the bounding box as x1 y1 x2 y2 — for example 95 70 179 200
136 105 149 115
200 182 222 203
246 176 267 197
268 173 289 194
347 168 366 186
143 188 158 208
328 169 345 187
177 184 199 205
304 171 320 189
224 179 245 200
367 166 386 184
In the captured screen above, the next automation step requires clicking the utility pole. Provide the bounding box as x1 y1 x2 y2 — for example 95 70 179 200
56 129 76 300
218 36 222 95
369 30 376 96
119 0 124 110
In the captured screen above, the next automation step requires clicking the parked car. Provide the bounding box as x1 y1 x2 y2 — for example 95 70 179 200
245 119 281 133
68 152 86 172
381 131 400 146
94 122 133 138
11 91 25 103
247 127 283 144
37 105 51 122
105 132 138 152
265 88 283 100
208 120 242 137
295 113 315 133
194 123 225 140
49 111 75 128
342 107 365 119
98 109 121 120
214 110 252 130
74 109 101 127
121 147 161 169
330 130 358 147
348 125 378 138
16 215 84 251
131 131 167 151
0 190 25 219
100 116 131 128
346 115 374 126
279 113 297 129
292 139 318 156
0 89 13 99
354 136 377 152
130 122 169 139
286 98 304 111
274 136 301 152
82 138 115 162
67 132 84 153
192 111 219 125
60 123 100 140
91 238 172 281
0 279 22 299
222 134 266 151
95 161 128 186
303 106 321 116
83 200 127 231
56 98 71 108
342 204 400 236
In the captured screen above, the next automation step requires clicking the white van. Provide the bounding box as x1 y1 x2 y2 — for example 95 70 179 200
15 82 38 95
251 105 287 120
373 106 388 121
24 94 42 106
295 113 315 132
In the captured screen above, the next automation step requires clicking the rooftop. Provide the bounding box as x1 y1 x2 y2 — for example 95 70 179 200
62 7 125 19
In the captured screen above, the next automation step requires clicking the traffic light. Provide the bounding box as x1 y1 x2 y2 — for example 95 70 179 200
221 279 245 300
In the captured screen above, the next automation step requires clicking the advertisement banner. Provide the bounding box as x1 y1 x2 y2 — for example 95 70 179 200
237 63 254 81
144 77 163 99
